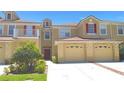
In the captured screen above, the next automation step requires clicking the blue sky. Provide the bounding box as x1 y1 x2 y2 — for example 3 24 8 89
1 11 124 24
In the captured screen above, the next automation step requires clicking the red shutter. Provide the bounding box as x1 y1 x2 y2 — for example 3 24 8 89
24 25 26 35
86 23 88 33
32 26 35 35
94 24 97 33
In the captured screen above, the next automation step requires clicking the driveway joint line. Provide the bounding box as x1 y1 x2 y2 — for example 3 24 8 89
93 62 124 77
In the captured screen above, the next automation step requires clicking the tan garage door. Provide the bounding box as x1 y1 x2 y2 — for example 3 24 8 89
94 44 113 62
64 44 85 62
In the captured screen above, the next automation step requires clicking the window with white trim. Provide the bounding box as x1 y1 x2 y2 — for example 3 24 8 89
100 24 107 35
44 31 50 40
26 26 33 36
117 25 124 35
9 25 15 36
0 25 3 36
59 28 71 38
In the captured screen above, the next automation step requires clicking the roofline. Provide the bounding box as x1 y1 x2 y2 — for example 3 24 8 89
0 20 41 25
77 15 124 25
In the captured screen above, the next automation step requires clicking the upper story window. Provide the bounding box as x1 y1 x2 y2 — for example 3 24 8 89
59 28 71 38
8 25 15 36
43 22 50 28
117 25 124 35
26 26 33 36
24 25 36 37
0 25 3 36
86 23 96 34
45 22 49 27
7 14 11 20
44 31 50 40
100 24 107 35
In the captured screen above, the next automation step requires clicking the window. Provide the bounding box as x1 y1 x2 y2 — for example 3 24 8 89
44 31 50 40
8 25 15 36
7 14 11 20
117 25 124 35
26 26 33 36
0 25 3 36
86 23 96 34
59 28 70 38
46 22 49 26
43 22 49 28
100 24 107 35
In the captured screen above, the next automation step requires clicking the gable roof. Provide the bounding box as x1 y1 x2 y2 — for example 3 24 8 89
81 15 102 21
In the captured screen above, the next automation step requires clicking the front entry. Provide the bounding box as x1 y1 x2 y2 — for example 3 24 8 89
44 48 51 60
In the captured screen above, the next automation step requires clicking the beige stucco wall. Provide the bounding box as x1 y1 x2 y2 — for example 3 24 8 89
0 38 39 64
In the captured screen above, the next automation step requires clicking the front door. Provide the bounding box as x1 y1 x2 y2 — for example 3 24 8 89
44 48 51 60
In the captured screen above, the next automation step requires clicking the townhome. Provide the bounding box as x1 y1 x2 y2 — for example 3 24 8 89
0 11 124 64
0 11 41 64
41 16 124 63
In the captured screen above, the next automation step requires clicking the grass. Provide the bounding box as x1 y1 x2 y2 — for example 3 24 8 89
0 73 47 81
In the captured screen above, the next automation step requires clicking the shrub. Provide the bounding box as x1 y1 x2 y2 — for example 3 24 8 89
19 64 29 74
9 64 17 73
11 42 42 74
4 67 10 75
35 60 46 73
52 56 58 63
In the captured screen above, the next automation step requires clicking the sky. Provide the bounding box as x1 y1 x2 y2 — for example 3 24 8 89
1 11 124 24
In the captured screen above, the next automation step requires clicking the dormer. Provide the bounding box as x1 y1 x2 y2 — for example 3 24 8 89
43 18 52 28
3 11 20 21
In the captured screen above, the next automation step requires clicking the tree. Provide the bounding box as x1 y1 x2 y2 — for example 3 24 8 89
11 42 41 73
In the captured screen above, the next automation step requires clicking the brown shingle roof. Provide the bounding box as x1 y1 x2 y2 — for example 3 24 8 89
60 36 111 41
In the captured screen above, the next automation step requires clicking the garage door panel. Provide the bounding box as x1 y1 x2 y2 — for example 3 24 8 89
64 44 85 62
94 44 113 62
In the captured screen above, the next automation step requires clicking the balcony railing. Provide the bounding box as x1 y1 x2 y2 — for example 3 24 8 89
0 29 40 38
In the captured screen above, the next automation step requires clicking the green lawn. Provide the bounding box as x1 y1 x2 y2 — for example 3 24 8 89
0 74 47 81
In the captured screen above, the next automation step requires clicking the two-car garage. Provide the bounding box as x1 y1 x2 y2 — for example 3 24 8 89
55 37 121 63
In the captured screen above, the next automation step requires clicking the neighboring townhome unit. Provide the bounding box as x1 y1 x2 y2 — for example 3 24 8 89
0 11 41 64
41 16 123 63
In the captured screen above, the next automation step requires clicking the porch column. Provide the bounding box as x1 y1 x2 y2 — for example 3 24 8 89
86 42 94 62
37 29 40 38
13 28 17 38
57 43 64 62
113 43 120 62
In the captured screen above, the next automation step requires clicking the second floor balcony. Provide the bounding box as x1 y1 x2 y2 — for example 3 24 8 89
0 28 40 38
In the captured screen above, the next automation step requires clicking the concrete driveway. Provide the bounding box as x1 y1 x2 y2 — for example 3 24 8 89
46 61 124 81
